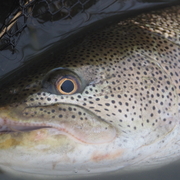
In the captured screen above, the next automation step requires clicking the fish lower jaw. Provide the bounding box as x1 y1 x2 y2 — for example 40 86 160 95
0 117 116 145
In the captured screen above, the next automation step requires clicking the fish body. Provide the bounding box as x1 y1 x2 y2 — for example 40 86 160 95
0 5 180 178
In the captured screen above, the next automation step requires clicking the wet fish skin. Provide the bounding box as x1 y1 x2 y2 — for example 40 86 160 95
0 5 180 178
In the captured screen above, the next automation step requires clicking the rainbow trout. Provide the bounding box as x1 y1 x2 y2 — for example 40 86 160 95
0 5 179 179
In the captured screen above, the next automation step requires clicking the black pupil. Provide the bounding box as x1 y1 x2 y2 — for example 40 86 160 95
61 80 74 93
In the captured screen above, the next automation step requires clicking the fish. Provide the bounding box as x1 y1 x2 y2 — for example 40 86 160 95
0 5 179 179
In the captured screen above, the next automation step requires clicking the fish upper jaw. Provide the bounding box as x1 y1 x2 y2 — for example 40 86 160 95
0 105 117 144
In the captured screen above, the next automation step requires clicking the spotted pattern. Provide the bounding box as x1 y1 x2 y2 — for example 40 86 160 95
0 6 180 146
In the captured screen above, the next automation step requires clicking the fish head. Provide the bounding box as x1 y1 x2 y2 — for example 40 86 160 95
0 5 180 177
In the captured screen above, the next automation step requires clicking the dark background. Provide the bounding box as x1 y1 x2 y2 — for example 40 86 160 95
0 0 179 81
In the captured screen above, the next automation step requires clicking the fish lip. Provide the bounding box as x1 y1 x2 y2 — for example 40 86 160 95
0 117 116 144
0 117 51 133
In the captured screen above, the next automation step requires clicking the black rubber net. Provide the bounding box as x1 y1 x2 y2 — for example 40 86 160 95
0 0 179 80
0 0 97 57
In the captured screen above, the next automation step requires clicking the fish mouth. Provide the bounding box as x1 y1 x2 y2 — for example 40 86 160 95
0 119 51 132
0 110 117 145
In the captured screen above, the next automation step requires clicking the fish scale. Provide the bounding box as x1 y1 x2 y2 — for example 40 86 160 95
0 5 179 178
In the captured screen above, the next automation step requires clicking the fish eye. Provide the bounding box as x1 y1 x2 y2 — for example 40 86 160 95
56 77 78 95
42 68 86 95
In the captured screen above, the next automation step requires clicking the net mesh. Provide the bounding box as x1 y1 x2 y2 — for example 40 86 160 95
0 0 96 52
0 0 179 79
